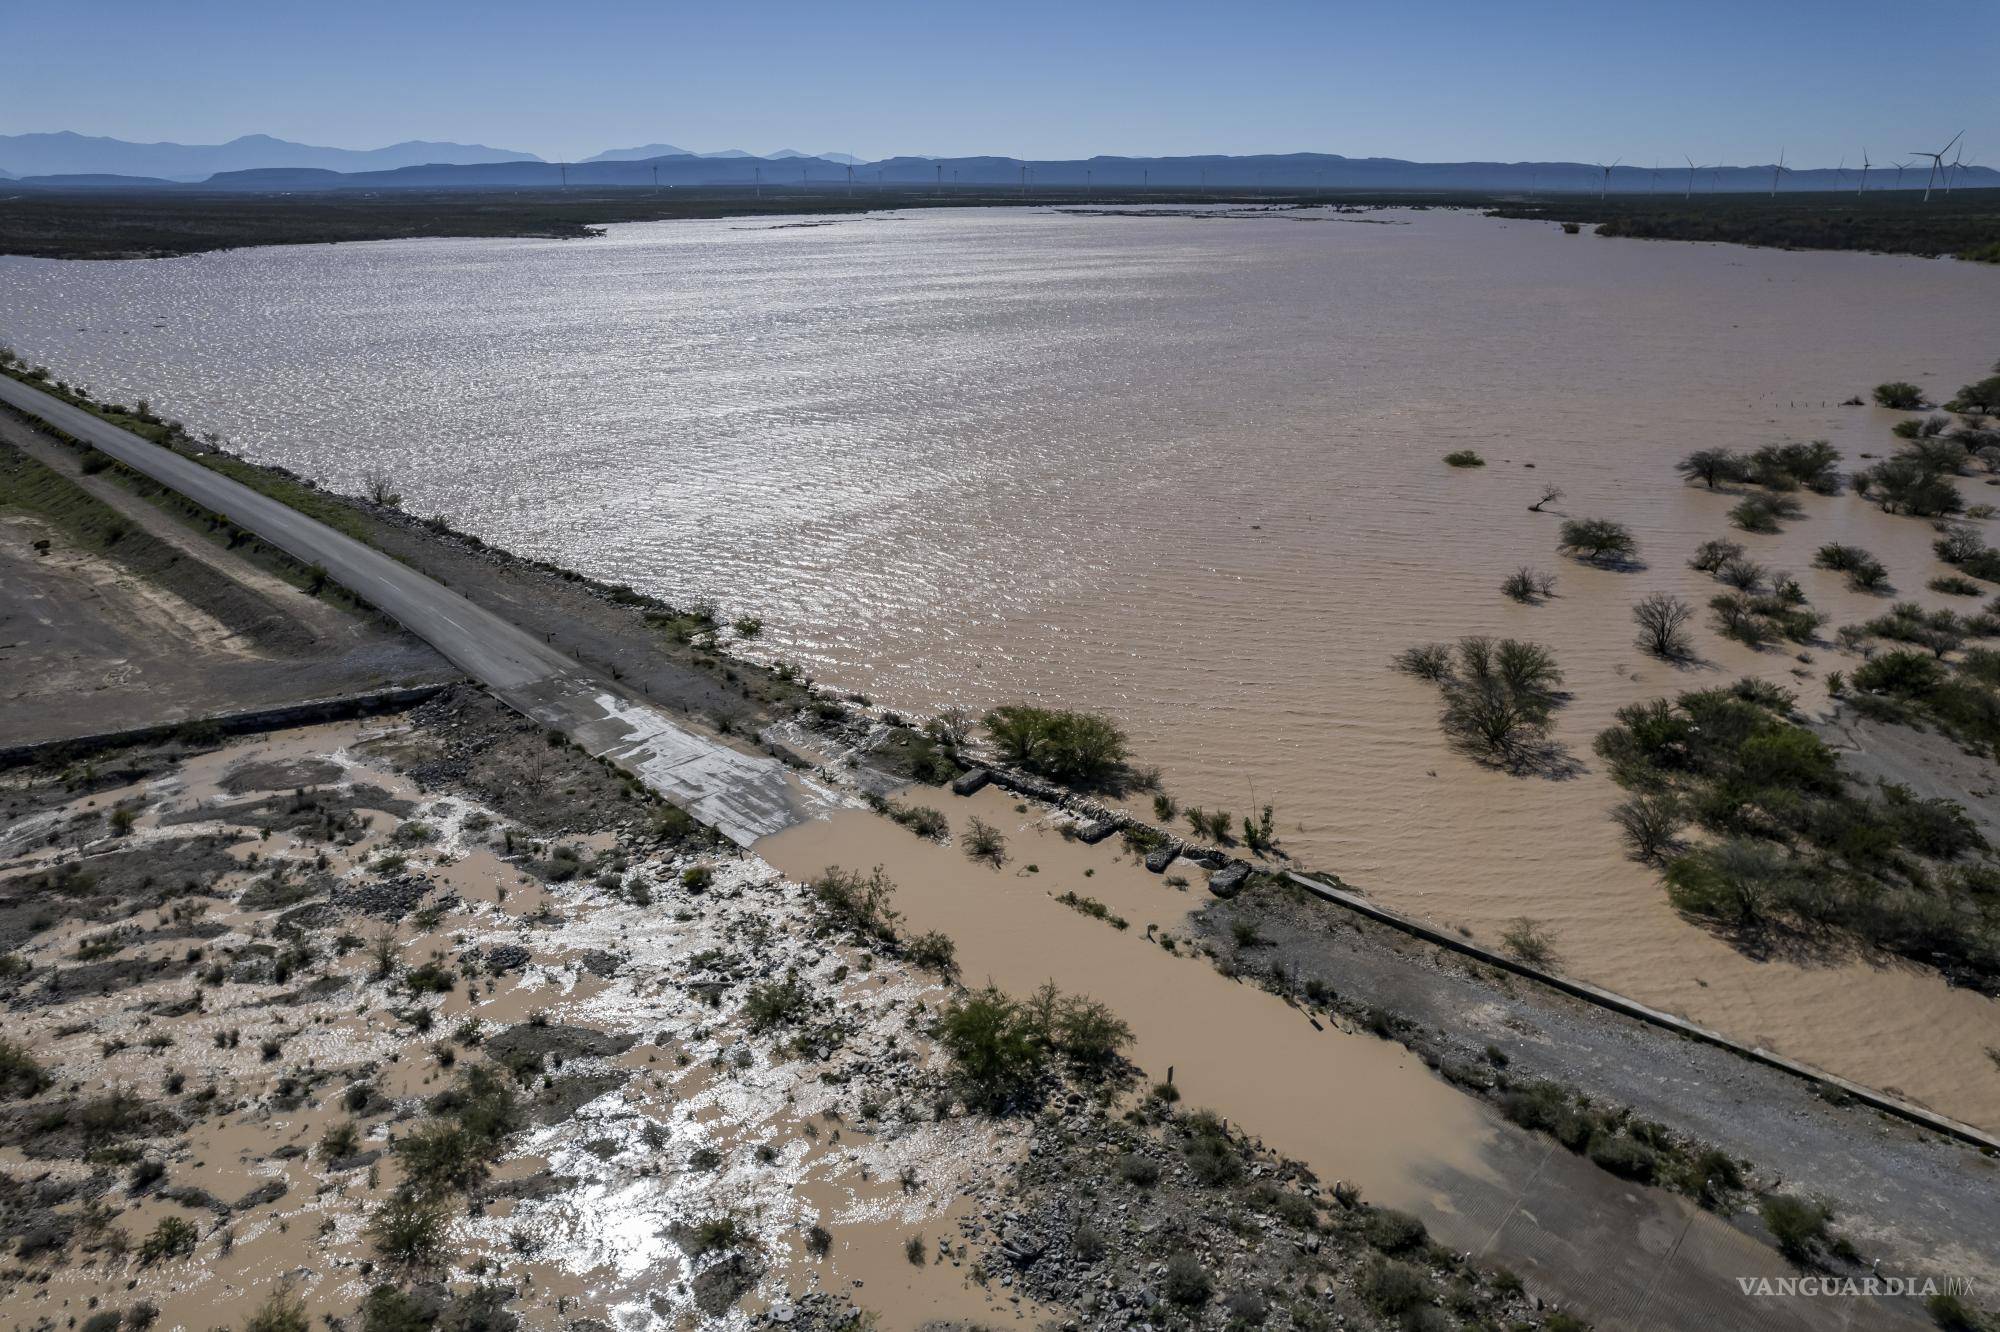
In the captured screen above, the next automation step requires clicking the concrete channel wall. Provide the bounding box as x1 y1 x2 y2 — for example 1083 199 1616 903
0 685 454 769
961 762 2000 1155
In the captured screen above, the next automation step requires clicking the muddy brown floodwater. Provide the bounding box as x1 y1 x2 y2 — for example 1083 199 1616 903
5 206 1999 1126
759 788 1503 1215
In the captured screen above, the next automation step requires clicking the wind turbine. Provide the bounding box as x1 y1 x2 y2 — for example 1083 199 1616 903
1833 154 1846 191
1684 154 1697 199
1913 131 1963 203
1769 148 1788 197
1893 160 1910 190
1944 140 1968 195
1856 149 1869 195
1598 158 1620 200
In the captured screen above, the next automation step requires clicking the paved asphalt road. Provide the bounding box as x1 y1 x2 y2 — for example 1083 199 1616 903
0 375 832 844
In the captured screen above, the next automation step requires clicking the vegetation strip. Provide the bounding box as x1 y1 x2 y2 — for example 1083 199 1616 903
1277 870 2000 1152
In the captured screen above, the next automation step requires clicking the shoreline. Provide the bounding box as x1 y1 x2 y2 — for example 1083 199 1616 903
0 186 1993 262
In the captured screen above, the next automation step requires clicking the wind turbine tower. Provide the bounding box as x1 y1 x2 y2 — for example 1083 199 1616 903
1913 132 1963 203
1769 148 1787 197
1598 158 1620 200
1683 155 1697 200
1857 149 1869 195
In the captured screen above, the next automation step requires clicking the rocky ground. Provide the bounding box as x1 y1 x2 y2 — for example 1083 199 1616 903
1 688 1566 1332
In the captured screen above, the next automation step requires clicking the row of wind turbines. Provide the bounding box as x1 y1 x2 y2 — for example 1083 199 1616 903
1590 132 1974 202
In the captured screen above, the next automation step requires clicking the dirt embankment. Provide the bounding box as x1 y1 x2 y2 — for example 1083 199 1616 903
0 412 451 748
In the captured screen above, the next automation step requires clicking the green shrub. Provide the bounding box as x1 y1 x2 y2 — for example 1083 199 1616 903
0 1039 49 1098
1558 516 1638 565
744 974 812 1033
1873 382 1927 410
982 706 1129 784
138 1215 199 1264
1162 1254 1212 1306
1760 1193 1836 1266
242 1284 309 1332
1359 1258 1432 1315
1443 449 1485 468
367 1191 449 1265
936 987 1048 1111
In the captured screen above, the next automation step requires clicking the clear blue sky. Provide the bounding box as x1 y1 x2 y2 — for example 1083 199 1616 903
3 0 1993 167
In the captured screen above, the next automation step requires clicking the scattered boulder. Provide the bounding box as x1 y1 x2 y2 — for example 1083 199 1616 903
232 1180 287 1211
950 769 991 797
1073 819 1117 845
692 1251 763 1317
1207 861 1253 898
1143 842 1181 874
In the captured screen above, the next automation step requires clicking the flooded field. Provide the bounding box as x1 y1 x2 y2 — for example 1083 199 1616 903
5 206 1999 1127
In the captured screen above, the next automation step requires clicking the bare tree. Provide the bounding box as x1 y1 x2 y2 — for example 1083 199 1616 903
1632 593 1695 659
359 468 402 509
1528 484 1565 513
1611 792 1685 863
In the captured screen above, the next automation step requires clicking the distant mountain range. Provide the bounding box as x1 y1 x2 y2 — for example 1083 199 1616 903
0 132 873 180
1 131 1991 194
0 131 540 180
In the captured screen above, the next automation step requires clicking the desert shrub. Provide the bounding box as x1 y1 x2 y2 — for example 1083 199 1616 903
1855 455 1963 518
1117 1152 1161 1186
1587 1132 1658 1182
1180 1111 1244 1186
0 1039 49 1098
1632 593 1695 659
1442 449 1485 468
1611 791 1685 862
1690 538 1746 572
1730 492 1804 532
1946 374 2000 415
1760 1194 1837 1266
1748 439 1841 493
936 988 1049 1110
744 973 812 1033
809 865 901 943
1162 1253 1213 1306
394 1120 488 1196
1873 381 1927 410
138 1216 198 1264
319 1120 361 1161
1360 1259 1432 1315
1558 516 1638 565
1814 543 1889 590
982 706 1129 784
1676 448 1747 489
1931 574 1985 597
1393 643 1454 681
904 930 958 977
367 1192 449 1266
1500 917 1558 967
1715 557 1766 591
1501 566 1555 603
242 1285 309 1332
1363 1208 1429 1254
1925 1293 1987 1332
963 816 1006 866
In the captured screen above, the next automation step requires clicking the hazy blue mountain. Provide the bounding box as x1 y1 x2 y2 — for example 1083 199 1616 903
583 143 695 162
15 141 1994 195
0 131 542 180
13 173 180 188
0 166 13 179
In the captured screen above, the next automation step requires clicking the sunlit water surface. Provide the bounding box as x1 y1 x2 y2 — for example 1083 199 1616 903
7 206 2000 1124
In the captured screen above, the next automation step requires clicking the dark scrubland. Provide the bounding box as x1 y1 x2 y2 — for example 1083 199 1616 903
1 183 1995 261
